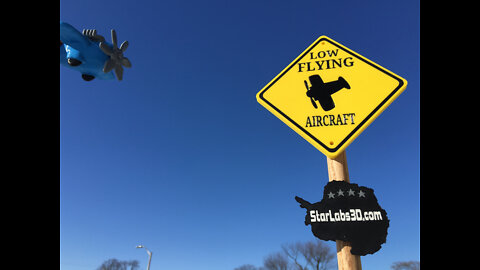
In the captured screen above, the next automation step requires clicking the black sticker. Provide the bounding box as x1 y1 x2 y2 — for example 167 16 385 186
295 181 389 256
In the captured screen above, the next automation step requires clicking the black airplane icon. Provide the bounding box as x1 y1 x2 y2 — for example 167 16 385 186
304 74 351 111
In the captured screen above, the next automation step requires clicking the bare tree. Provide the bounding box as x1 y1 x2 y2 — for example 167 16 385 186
234 264 262 270
97 258 140 270
280 240 335 270
301 240 335 270
282 242 308 270
391 261 420 270
235 240 335 270
264 252 290 270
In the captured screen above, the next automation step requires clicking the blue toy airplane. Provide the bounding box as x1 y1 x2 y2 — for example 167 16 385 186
60 21 131 81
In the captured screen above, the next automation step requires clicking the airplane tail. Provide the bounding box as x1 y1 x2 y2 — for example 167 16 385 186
338 76 350 89
323 76 350 98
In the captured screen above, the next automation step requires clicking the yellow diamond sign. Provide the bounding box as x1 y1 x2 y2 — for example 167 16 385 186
256 36 407 158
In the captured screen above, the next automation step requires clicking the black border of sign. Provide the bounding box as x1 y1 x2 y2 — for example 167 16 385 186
258 37 405 153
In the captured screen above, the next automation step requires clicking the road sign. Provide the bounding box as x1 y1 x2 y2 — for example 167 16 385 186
256 36 407 158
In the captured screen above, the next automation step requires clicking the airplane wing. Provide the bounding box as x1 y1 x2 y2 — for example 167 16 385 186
60 21 91 51
295 196 312 209
309 74 324 86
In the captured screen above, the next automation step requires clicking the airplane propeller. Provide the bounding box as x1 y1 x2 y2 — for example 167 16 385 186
304 80 318 109
99 29 132 81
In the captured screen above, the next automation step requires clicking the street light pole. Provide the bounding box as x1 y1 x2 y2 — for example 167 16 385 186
136 245 152 270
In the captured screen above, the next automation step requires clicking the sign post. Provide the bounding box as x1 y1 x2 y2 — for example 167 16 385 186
327 150 362 270
256 35 406 270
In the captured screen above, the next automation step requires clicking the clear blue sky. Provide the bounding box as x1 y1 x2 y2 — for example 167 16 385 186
60 1 419 270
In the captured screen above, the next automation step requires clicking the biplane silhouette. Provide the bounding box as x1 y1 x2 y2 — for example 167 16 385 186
304 75 350 111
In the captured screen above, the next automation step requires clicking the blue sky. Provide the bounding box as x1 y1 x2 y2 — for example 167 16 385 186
60 1 419 270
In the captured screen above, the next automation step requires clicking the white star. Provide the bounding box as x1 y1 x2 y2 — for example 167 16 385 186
348 189 355 196
337 189 344 196
327 192 335 199
358 190 365 198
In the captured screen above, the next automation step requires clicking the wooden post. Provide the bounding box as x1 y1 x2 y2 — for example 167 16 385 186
326 150 362 270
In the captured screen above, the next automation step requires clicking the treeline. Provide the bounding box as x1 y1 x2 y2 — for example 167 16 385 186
234 239 420 270
96 258 139 270
234 239 335 270
93 242 419 270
